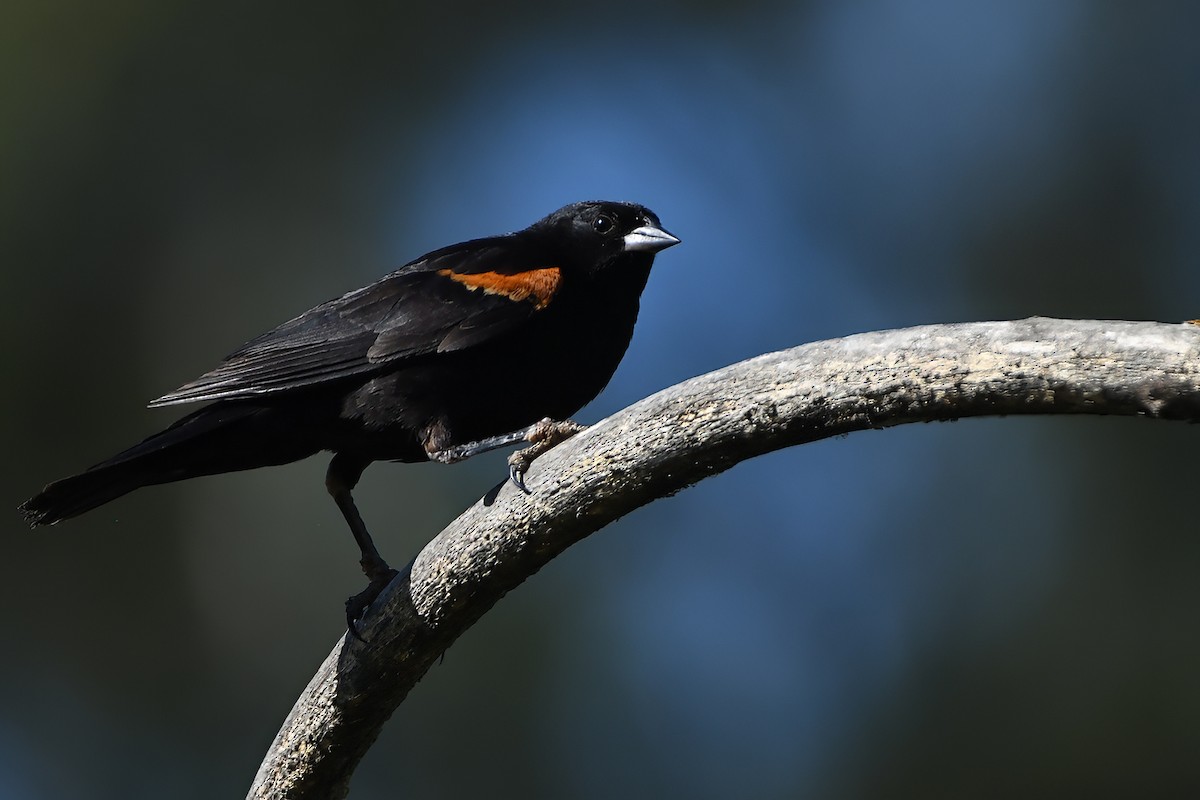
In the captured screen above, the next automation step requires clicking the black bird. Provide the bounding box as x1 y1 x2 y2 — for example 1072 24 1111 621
19 201 679 627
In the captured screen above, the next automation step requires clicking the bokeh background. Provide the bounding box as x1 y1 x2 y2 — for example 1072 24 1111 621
5 2 1200 798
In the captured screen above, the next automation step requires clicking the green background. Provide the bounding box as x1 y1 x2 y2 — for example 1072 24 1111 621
4 2 1200 797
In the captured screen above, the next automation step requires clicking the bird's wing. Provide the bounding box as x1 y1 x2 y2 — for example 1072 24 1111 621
148 237 563 407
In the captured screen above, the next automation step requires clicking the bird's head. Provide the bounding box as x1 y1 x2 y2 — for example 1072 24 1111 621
532 201 679 275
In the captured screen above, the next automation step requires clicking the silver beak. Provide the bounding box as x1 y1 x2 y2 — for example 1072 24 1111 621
623 224 680 254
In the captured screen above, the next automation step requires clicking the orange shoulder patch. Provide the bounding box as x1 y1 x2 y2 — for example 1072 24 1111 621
438 267 562 309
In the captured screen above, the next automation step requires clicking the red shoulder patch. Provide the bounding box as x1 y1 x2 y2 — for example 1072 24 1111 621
438 267 562 309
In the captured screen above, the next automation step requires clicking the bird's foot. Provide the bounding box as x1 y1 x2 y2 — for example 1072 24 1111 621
345 566 399 641
507 418 586 494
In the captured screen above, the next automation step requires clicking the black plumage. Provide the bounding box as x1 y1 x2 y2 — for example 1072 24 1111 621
19 200 679 628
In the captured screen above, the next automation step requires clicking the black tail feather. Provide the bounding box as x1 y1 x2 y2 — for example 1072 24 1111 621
19 463 148 525
19 403 321 527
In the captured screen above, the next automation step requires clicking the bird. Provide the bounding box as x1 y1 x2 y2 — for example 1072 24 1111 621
18 200 679 631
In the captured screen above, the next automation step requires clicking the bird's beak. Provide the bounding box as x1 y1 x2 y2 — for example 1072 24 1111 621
623 225 680 254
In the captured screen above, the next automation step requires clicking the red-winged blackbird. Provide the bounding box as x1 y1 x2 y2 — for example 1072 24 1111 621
19 201 679 627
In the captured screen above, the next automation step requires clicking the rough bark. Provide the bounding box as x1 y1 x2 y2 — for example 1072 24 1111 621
248 317 1200 799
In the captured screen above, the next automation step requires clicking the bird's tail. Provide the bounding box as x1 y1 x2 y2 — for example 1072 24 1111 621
18 403 321 526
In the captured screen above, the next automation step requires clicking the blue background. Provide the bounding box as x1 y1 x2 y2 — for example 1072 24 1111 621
4 2 1200 797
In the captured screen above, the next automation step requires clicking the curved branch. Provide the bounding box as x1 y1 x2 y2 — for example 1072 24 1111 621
248 317 1200 799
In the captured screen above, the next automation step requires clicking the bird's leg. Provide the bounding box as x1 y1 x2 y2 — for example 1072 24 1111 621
424 418 586 494
326 454 397 638
506 418 586 494
426 428 532 464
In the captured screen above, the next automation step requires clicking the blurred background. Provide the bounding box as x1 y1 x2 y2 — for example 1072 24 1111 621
4 1 1200 798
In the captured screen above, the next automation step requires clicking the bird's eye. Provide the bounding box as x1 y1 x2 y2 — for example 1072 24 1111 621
593 214 615 234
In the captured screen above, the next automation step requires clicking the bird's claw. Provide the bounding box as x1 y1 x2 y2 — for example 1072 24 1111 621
345 568 399 642
505 418 585 495
508 461 532 494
